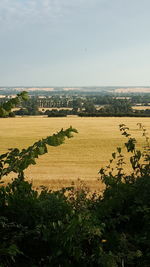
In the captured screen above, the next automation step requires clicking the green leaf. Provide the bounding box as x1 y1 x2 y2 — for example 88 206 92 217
112 152 116 159
117 147 121 154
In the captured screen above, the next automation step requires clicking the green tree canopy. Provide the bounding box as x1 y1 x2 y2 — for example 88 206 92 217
0 91 29 118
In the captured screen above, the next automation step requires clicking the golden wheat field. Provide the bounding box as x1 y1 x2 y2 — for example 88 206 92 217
0 117 150 190
132 106 150 110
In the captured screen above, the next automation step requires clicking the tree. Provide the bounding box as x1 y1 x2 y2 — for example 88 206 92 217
101 99 132 114
20 98 40 115
84 101 96 113
0 92 29 118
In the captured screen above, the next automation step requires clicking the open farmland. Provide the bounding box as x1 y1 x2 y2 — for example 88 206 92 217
0 117 150 191
132 106 150 110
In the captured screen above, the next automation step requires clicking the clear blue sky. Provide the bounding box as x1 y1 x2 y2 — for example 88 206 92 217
0 0 150 86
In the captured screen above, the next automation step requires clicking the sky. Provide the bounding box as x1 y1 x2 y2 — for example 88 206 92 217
0 0 150 87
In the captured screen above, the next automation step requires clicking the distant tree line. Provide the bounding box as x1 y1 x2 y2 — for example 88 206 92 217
1 93 150 117
79 99 150 117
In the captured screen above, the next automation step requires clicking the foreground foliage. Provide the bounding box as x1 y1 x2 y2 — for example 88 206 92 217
0 92 29 118
0 124 149 266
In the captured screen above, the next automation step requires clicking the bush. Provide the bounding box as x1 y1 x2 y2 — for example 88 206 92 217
46 109 67 117
0 124 149 266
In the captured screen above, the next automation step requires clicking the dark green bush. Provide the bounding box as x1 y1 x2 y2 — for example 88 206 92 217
0 123 149 266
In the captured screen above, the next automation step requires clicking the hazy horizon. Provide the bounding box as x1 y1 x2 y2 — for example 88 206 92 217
1 85 150 89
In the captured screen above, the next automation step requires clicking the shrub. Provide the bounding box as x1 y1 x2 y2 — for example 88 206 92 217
0 123 149 266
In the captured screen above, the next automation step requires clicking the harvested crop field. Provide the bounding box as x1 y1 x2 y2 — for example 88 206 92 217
132 106 150 110
0 117 150 191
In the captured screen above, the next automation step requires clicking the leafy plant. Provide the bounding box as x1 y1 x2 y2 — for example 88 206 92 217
97 124 150 266
0 122 149 266
0 91 29 118
0 126 78 181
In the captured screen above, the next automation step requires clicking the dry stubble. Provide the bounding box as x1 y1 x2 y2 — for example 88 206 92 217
0 117 150 191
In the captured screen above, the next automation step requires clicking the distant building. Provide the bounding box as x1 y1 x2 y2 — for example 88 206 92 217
112 97 131 100
38 96 47 99
0 95 6 98
7 95 17 99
